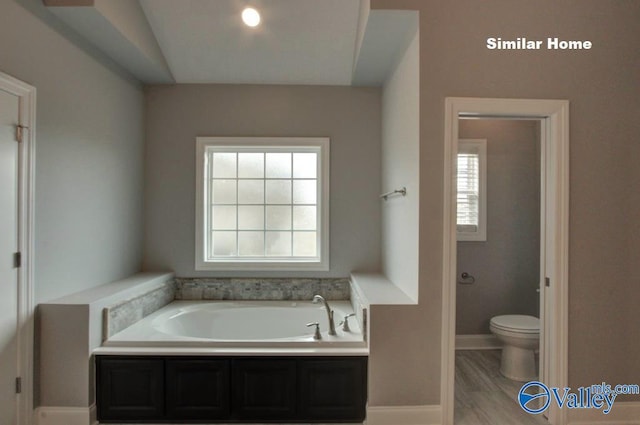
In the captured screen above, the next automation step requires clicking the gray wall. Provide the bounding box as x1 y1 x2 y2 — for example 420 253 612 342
143 84 381 277
456 119 540 335
0 0 145 304
631 106 640 390
367 28 423 406
372 0 640 405
381 28 420 301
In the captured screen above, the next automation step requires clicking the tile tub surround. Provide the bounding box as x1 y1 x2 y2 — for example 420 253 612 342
174 277 351 301
103 280 176 339
103 278 358 342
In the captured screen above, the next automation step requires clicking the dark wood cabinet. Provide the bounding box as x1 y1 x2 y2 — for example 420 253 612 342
166 358 230 420
233 358 297 420
299 358 367 421
96 357 164 421
96 355 367 423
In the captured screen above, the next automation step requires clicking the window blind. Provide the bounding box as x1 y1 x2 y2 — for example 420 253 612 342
457 149 480 231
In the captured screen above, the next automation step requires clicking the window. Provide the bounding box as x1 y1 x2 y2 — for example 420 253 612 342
195 137 329 270
457 139 487 241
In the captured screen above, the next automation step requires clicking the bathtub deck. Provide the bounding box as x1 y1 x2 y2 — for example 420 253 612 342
99 300 367 355
94 345 368 356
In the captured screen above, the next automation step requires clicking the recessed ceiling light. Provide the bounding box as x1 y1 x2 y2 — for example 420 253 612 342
242 7 261 27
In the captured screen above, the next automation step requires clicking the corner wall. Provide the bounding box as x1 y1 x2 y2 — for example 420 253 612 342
380 28 420 300
0 0 145 304
365 22 426 407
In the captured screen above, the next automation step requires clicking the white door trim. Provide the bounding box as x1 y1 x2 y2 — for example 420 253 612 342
0 70 36 425
441 97 569 425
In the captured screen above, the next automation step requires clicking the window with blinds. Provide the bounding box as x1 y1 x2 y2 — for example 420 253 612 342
457 139 487 241
195 137 329 270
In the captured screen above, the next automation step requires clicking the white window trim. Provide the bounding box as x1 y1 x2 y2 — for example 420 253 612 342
195 136 330 271
457 138 487 241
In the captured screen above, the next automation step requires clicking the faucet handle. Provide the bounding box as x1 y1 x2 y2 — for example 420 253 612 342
339 313 356 332
306 322 322 340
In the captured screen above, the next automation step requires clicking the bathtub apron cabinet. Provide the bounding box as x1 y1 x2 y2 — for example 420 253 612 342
97 357 165 421
167 358 231 419
233 358 298 420
96 355 367 423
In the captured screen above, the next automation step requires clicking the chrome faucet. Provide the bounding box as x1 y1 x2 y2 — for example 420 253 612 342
312 295 336 336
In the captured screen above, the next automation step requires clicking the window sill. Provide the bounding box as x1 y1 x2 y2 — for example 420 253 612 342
195 260 329 272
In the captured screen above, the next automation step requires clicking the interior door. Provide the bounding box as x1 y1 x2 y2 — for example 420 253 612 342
0 87 20 424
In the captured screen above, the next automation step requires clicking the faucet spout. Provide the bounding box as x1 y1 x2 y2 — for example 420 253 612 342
312 295 336 336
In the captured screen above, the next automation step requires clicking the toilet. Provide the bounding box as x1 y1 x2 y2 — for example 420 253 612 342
489 315 539 381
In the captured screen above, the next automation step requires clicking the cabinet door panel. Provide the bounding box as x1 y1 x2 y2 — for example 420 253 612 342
166 358 230 419
233 359 297 420
97 357 164 421
299 358 367 422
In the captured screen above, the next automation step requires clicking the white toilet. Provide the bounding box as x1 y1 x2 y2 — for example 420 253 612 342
489 315 539 381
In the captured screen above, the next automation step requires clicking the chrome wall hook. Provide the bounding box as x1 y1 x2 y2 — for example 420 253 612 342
380 187 407 201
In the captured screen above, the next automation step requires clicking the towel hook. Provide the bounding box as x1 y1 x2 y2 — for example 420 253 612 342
380 187 407 201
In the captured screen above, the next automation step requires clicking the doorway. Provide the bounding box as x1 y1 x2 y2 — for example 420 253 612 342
454 118 543 424
441 98 569 425
0 71 35 425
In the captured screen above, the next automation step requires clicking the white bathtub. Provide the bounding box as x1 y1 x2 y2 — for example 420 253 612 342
102 301 367 354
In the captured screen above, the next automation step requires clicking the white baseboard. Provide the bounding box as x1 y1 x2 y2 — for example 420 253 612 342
567 401 640 424
365 404 441 425
35 404 442 425
455 334 502 350
34 405 96 425
33 400 636 425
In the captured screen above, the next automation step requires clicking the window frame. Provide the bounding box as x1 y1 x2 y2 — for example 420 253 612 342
195 137 330 271
457 139 487 241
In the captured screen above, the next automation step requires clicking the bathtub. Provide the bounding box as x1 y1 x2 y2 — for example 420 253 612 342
101 300 367 354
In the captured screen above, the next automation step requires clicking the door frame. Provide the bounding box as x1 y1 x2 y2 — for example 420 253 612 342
441 97 569 425
0 71 36 425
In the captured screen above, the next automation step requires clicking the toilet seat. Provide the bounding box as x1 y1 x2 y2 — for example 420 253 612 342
490 315 539 334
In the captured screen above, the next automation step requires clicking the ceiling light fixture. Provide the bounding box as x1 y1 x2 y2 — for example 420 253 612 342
242 7 261 27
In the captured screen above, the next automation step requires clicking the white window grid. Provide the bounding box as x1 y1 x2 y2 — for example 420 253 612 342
195 137 330 271
205 147 320 260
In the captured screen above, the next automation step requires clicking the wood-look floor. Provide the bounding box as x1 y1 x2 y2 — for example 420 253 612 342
455 350 547 425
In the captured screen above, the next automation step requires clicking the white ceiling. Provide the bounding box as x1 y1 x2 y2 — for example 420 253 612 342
139 0 361 85
44 0 418 86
